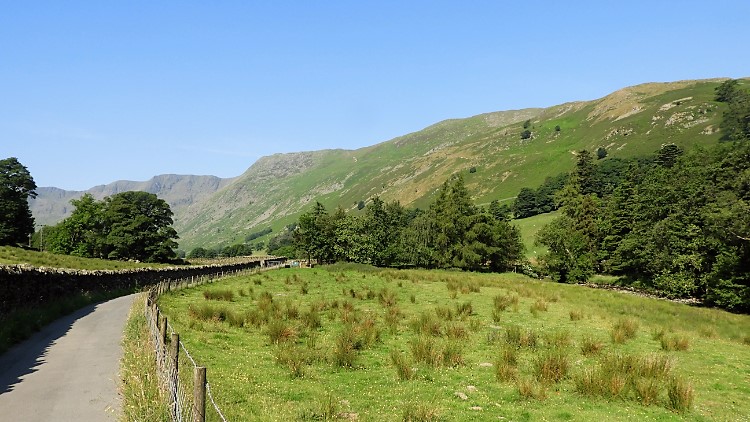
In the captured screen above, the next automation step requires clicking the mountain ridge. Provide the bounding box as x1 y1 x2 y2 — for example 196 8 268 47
30 78 743 250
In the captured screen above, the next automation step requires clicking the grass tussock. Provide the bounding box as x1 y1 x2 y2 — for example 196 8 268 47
203 289 235 301
534 350 570 383
505 325 538 349
574 352 685 410
402 402 443 422
517 377 548 400
611 317 639 344
390 350 415 381
667 377 695 413
569 309 585 321
660 334 690 351
580 335 605 356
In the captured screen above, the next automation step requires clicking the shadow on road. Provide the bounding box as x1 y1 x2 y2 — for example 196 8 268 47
0 303 98 395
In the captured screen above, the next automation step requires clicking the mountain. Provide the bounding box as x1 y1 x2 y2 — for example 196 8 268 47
29 174 235 226
31 78 741 250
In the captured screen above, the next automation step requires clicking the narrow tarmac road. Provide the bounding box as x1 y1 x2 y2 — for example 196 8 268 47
0 294 136 422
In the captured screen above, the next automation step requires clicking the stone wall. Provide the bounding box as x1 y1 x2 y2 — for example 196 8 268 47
0 258 285 316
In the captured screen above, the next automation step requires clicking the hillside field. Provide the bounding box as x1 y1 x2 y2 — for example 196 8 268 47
156 265 750 421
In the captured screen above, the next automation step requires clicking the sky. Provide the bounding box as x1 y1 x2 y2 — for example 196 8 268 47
2 1 749 191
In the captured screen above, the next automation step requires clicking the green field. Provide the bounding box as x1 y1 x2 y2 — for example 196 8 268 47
513 211 559 261
156 265 750 421
0 246 171 270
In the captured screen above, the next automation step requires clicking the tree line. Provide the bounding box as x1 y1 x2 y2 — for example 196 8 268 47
536 79 750 311
288 174 525 272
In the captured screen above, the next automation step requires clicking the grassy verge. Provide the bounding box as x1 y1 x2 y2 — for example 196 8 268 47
157 265 750 421
0 288 131 354
120 293 170 422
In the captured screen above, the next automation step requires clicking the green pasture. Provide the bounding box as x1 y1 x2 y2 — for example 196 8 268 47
156 265 750 421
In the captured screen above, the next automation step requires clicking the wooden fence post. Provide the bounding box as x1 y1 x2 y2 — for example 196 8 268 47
170 333 180 420
194 367 206 422
160 316 168 348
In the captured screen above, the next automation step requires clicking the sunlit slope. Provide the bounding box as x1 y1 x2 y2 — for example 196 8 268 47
176 79 729 249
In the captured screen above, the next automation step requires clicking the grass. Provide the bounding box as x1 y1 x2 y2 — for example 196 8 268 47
155 266 750 421
120 294 170 421
0 245 171 270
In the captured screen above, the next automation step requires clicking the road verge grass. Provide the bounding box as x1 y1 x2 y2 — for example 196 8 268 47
119 294 170 422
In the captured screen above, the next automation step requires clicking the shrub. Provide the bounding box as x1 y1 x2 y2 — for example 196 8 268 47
495 361 519 382
203 289 235 301
274 344 307 378
530 298 548 315
378 288 398 307
634 379 661 406
301 307 322 329
638 354 673 378
385 306 404 333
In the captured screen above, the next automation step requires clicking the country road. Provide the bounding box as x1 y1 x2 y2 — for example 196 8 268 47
0 294 136 422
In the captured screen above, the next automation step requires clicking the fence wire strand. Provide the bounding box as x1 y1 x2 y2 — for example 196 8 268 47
144 262 284 421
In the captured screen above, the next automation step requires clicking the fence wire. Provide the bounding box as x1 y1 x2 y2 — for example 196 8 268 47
144 262 284 422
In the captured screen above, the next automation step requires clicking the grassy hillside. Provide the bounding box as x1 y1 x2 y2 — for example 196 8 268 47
174 79 731 249
156 266 750 421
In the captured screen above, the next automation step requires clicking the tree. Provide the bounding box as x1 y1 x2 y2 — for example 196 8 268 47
47 193 105 257
102 191 179 262
0 157 37 246
296 202 335 264
655 143 683 168
596 147 608 160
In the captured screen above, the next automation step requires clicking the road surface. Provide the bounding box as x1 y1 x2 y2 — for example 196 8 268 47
0 294 136 421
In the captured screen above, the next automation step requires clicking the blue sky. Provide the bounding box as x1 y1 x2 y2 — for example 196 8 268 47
2 1 749 190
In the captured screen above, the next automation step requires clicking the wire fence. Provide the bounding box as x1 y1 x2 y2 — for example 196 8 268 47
143 262 285 422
